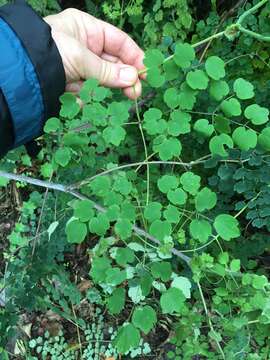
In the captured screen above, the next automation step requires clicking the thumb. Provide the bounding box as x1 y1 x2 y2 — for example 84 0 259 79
79 45 139 88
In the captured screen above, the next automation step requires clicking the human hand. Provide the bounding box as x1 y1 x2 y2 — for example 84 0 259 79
44 8 145 99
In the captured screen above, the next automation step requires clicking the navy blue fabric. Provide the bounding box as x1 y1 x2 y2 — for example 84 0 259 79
0 89 13 157
0 17 44 146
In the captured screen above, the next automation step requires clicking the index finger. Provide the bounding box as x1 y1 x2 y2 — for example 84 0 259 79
97 19 146 77
79 11 146 80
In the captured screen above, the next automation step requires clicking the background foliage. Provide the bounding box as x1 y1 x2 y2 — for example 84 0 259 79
0 0 270 359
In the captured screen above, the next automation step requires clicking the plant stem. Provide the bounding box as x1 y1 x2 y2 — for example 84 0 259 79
69 160 193 189
139 0 269 76
197 281 225 359
139 31 226 75
238 24 270 42
0 170 191 265
237 0 269 25
134 94 150 205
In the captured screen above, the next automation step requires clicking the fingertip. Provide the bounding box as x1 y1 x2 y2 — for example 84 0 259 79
119 65 138 86
139 68 147 81
123 80 142 100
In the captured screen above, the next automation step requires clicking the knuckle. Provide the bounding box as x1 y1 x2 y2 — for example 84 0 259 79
100 61 114 85
63 8 81 17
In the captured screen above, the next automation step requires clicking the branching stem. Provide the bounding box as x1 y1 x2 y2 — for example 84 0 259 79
0 170 191 265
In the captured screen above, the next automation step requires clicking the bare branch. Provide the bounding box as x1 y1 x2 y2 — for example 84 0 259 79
0 170 191 265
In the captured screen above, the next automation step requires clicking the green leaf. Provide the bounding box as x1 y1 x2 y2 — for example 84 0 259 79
128 284 145 304
83 103 107 126
107 288 125 315
221 98 242 117
149 220 172 241
151 261 172 282
167 188 187 205
171 276 192 298
194 119 214 137
233 78 254 100
258 127 270 151
44 117 61 133
163 59 181 81
47 221 59 241
180 171 201 195
89 213 110 236
113 176 132 195
164 88 179 109
90 257 111 283
179 82 197 110
205 56 225 80
54 147 71 167
144 49 165 67
121 202 136 221
154 137 182 160
214 214 240 241
195 187 217 212
106 268 127 286
230 259 241 272
160 288 185 314
60 93 80 119
93 86 110 102
190 219 212 243
73 200 94 222
147 67 165 88
90 176 111 197
0 176 9 187
168 111 191 135
158 175 179 194
213 115 231 134
115 218 132 239
232 126 257 151
244 104 269 125
140 272 153 296
63 133 89 147
115 247 135 266
40 163 54 178
143 108 167 135
164 205 181 223
174 43 195 69
218 252 229 265
108 101 130 125
65 219 87 244
103 125 126 146
114 323 140 354
209 134 233 157
186 69 209 90
132 306 157 334
79 78 99 102
252 275 268 290
209 80 229 101
144 202 162 222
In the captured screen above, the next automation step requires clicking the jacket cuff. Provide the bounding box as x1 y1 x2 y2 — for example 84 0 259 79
0 0 66 146
0 90 14 157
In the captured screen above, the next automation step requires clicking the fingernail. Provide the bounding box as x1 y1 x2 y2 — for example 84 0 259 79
119 67 137 84
67 84 81 93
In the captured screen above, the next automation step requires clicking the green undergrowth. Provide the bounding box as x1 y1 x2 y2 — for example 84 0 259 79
1 0 270 359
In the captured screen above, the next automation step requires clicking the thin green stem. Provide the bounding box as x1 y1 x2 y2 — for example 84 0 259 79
238 24 270 42
237 0 269 25
197 281 225 359
139 1 270 76
139 31 225 75
134 94 150 205
181 236 217 253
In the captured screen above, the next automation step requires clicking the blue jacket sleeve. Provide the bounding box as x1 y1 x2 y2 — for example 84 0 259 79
0 0 66 158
